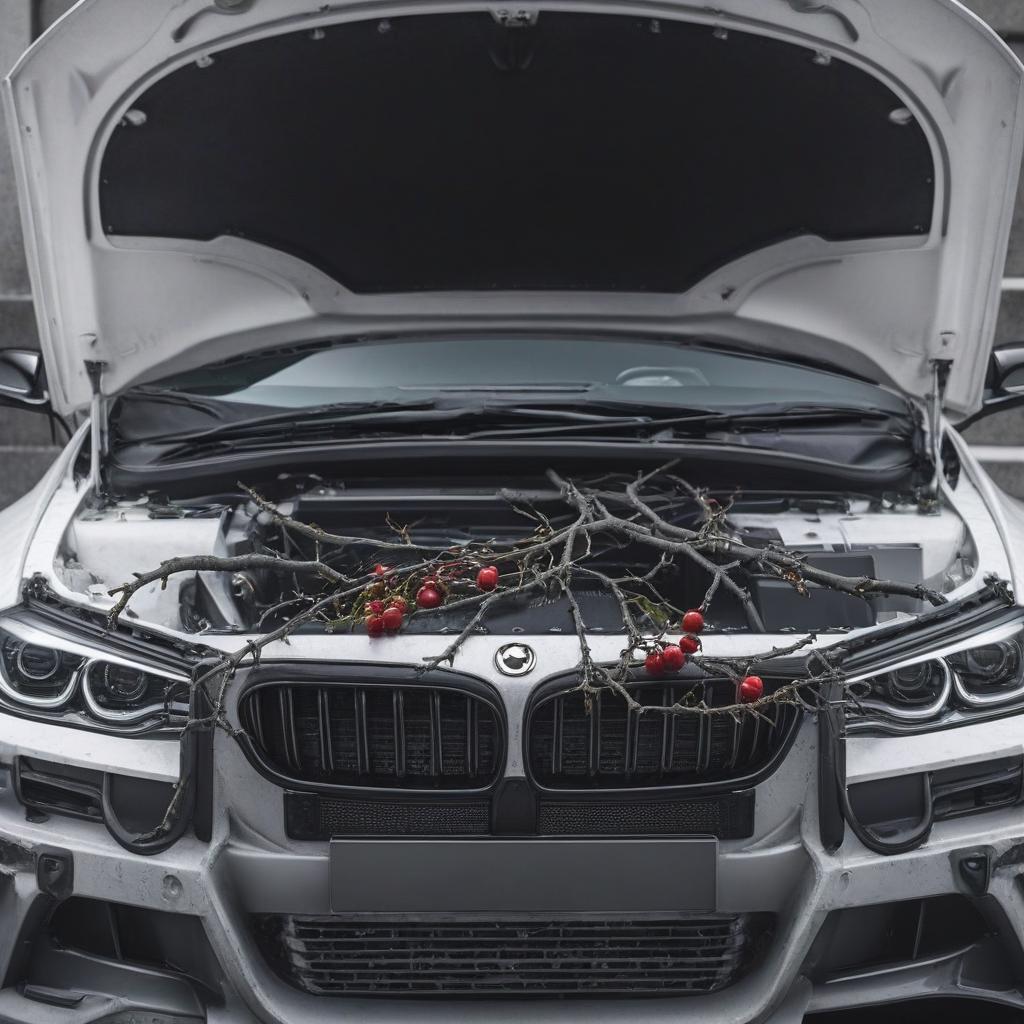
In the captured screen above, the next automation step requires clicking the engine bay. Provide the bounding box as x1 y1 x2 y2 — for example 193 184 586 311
55 471 973 637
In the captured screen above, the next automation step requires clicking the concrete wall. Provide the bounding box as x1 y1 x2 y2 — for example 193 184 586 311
0 1 59 503
1 0 1023 504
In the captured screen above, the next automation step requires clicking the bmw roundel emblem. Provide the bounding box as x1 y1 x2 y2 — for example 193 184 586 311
495 643 537 677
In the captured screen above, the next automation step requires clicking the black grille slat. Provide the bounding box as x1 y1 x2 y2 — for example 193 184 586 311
624 705 639 777
317 689 333 775
354 689 370 775
661 686 675 773
551 698 563 775
697 704 711 773
727 716 741 771
259 915 770 997
530 681 795 789
588 692 601 776
464 696 476 777
393 690 406 779
244 682 501 789
279 689 301 773
429 692 442 776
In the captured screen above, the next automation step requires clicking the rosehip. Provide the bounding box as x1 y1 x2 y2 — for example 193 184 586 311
682 609 705 634
661 644 686 672
365 614 385 637
679 634 700 655
416 585 443 609
365 599 384 615
644 651 665 676
739 675 764 703
389 597 408 614
381 606 404 632
476 565 499 591
373 564 390 577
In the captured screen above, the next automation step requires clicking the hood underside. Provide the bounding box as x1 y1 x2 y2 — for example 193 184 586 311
5 0 1024 415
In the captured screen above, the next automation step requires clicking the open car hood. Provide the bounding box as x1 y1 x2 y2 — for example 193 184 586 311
4 0 1023 417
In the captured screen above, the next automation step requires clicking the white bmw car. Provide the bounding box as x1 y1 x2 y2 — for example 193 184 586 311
1 1 1024 1021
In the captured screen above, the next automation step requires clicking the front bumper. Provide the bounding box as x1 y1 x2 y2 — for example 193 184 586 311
2 710 1024 1023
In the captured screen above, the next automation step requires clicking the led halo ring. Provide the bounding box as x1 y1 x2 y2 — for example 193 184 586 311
80 660 187 724
852 657 952 723
0 646 78 709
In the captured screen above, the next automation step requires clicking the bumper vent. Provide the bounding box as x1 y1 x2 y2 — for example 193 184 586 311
257 915 770 996
537 791 754 836
528 681 796 789
241 680 504 789
285 792 491 838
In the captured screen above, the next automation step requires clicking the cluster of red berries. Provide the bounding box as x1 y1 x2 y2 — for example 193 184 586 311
365 563 501 635
644 608 705 677
364 595 408 636
642 608 764 704
362 565 410 637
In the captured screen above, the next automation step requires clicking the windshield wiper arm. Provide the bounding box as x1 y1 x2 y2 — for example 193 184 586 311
130 398 444 445
153 401 666 446
155 402 901 461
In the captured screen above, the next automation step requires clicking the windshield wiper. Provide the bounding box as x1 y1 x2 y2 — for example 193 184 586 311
123 397 443 446
461 405 895 440
148 401 900 461
151 403 662 452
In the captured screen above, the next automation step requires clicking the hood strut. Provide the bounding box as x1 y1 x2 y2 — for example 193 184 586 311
85 360 108 491
929 358 952 496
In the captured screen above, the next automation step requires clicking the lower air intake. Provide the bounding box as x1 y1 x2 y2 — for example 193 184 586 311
256 914 770 996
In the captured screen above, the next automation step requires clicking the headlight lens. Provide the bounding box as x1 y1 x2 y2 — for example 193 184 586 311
0 618 190 730
949 637 1024 707
874 660 950 710
849 620 1024 732
0 634 80 708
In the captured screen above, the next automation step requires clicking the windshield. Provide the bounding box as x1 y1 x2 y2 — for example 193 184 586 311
148 336 905 414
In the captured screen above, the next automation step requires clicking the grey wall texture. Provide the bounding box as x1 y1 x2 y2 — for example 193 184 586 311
1 0 1024 506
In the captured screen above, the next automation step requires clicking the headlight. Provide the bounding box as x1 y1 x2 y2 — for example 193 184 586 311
0 632 80 708
949 637 1024 707
848 619 1024 733
0 617 191 730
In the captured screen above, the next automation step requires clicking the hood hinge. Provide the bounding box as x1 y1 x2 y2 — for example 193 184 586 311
84 360 108 492
927 357 953 498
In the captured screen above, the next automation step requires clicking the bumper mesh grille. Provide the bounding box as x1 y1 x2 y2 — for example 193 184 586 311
285 791 491 838
257 915 769 996
537 791 754 836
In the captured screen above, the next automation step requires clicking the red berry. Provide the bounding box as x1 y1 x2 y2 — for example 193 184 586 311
389 597 408 614
365 614 385 637
366 599 384 615
682 610 705 634
374 564 390 577
644 651 665 676
661 645 686 672
381 606 404 632
416 585 443 609
739 675 764 703
476 565 499 591
679 634 700 655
